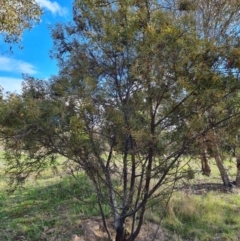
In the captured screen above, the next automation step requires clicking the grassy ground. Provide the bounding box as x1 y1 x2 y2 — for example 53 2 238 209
0 151 110 240
0 154 240 240
162 191 240 241
0 171 110 241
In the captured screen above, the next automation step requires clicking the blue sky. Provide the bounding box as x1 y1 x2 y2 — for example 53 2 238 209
0 0 73 93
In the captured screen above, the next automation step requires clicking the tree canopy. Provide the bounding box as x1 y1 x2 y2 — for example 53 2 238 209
1 0 240 240
0 0 41 43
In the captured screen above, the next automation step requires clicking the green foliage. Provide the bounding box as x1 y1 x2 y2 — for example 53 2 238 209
0 0 42 43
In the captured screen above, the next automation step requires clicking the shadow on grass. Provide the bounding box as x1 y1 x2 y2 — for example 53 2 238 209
0 174 110 241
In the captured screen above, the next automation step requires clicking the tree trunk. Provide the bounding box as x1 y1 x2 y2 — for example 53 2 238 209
211 141 230 185
115 226 126 241
210 128 230 186
213 153 230 186
235 154 240 186
199 134 211 176
200 150 211 176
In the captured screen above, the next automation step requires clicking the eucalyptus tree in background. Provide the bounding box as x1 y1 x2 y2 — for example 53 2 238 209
0 0 41 43
1 0 240 240
198 0 240 186
170 0 240 186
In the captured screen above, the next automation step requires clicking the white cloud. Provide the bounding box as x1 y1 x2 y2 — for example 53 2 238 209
0 77 23 93
0 56 37 75
36 0 68 16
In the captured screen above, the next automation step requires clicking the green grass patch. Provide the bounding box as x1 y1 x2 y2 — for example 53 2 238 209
162 191 240 241
0 173 111 241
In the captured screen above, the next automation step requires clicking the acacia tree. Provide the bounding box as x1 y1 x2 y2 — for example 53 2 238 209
0 0 41 43
1 0 240 240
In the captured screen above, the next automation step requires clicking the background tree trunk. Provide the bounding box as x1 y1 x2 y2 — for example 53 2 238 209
199 134 211 176
235 154 240 186
211 130 230 186
213 152 230 186
201 153 211 176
